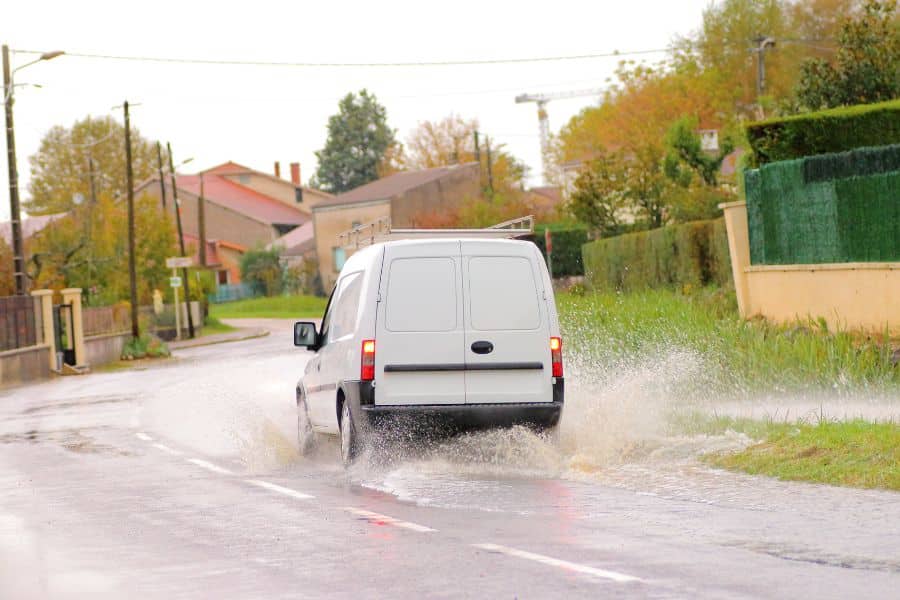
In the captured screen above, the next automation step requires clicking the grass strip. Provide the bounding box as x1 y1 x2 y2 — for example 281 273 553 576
703 418 900 491
209 295 327 320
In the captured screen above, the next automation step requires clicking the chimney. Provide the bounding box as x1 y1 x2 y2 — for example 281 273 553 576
274 161 281 178
290 162 301 186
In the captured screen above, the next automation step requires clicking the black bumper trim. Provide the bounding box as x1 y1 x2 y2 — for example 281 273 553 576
384 362 543 372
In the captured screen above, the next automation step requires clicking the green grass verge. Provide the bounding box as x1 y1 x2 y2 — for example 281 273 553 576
702 418 900 491
557 287 899 391
209 295 327 320
202 317 237 335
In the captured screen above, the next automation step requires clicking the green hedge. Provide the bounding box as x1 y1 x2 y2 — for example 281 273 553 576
745 145 900 264
582 219 731 292
533 224 588 277
747 100 900 166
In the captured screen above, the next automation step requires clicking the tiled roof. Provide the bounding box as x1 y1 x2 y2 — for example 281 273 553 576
315 163 478 209
176 174 308 226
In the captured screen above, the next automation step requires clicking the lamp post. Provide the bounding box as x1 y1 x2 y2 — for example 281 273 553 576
3 46 64 295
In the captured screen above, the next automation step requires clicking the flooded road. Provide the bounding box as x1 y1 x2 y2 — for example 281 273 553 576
1 319 897 599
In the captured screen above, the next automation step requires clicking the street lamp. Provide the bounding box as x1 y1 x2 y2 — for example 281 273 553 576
166 147 196 338
3 46 65 295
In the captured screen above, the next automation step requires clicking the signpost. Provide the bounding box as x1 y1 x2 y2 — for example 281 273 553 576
166 257 193 340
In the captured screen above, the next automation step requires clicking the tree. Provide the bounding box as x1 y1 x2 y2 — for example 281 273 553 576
794 0 899 109
239 247 283 296
0 238 13 296
27 193 177 305
26 115 162 215
404 114 528 190
313 90 397 194
664 116 735 187
568 152 629 237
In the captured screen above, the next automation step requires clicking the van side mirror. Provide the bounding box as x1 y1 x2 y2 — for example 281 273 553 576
294 321 319 349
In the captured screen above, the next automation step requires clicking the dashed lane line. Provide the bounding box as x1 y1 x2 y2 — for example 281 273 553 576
152 443 181 455
342 507 436 533
186 458 235 476
246 479 314 500
472 543 641 583
135 432 153 442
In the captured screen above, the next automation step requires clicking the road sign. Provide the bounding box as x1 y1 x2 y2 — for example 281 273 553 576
169 276 182 288
166 256 194 269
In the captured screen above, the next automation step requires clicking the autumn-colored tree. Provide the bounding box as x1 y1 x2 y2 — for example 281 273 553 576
28 194 176 305
0 238 13 296
26 115 162 215
568 152 629 237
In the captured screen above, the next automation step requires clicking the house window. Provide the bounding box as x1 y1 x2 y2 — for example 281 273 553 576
295 187 303 203
217 270 229 285
351 220 361 229
332 247 346 272
238 174 250 185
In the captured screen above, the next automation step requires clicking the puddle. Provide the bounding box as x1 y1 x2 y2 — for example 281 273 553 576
0 427 131 456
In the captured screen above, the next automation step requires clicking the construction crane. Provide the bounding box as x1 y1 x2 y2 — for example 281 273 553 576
515 88 606 184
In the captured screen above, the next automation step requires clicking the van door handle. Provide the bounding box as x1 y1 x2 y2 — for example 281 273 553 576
471 341 494 354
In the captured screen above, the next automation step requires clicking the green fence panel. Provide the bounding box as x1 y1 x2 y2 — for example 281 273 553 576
745 145 900 265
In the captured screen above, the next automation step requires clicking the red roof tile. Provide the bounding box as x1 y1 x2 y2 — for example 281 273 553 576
176 174 308 226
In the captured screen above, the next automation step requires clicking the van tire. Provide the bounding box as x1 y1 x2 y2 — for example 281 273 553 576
340 400 361 466
296 396 316 456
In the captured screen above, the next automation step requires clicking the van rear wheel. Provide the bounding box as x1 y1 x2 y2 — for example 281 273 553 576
340 400 362 466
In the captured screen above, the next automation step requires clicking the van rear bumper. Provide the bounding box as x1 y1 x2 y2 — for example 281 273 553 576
342 378 564 433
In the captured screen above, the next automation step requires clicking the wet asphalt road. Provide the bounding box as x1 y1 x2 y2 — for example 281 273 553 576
1 320 898 599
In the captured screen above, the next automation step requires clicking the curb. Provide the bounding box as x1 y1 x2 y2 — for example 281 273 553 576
169 329 271 351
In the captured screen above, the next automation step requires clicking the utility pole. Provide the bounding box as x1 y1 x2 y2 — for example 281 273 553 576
485 136 494 197
87 155 98 204
753 36 776 117
198 172 206 267
156 142 167 210
123 100 139 339
167 142 194 338
3 45 25 295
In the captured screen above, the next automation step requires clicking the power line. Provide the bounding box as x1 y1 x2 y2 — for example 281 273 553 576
12 47 672 68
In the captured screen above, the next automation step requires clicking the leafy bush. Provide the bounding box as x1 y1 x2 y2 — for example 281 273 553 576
240 247 283 296
746 99 900 165
533 224 589 277
121 334 170 360
582 219 731 292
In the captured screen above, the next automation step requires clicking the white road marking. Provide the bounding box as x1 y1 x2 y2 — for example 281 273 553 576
342 507 436 533
246 479 314 500
152 443 181 455
135 432 153 442
186 458 234 476
472 543 641 583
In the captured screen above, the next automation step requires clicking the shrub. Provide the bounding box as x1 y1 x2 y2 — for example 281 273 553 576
533 224 589 277
121 334 170 360
746 99 900 166
240 247 283 296
582 219 731 292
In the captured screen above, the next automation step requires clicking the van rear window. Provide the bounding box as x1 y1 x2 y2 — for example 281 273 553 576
468 256 540 331
386 258 457 332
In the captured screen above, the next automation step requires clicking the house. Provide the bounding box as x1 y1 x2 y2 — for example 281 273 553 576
0 212 67 246
136 162 320 285
203 161 333 214
312 163 481 289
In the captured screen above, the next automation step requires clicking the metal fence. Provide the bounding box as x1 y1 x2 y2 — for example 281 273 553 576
209 283 258 304
83 304 132 338
0 295 39 352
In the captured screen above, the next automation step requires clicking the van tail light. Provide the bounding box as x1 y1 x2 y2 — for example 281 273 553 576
361 339 376 381
550 336 563 378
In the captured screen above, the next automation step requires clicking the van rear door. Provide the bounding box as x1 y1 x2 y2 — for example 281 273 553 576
375 241 465 406
461 241 552 405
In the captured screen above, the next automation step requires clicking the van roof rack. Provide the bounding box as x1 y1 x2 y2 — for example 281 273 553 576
338 215 534 249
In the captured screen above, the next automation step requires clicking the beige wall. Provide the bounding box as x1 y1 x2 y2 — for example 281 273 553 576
222 173 332 215
390 164 481 226
745 265 900 334
141 183 277 252
721 202 900 334
313 200 391 291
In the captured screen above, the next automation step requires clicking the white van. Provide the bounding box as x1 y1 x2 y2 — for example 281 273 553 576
293 238 564 464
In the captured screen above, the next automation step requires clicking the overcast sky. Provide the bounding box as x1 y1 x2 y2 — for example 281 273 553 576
3 0 713 220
